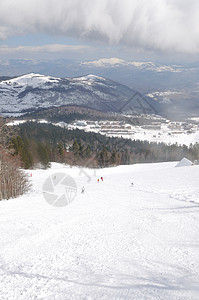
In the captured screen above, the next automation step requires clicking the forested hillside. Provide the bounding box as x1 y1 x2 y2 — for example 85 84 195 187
22 105 151 126
9 121 199 169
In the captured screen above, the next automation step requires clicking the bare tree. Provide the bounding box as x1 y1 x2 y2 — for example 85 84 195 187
0 146 30 200
0 116 30 200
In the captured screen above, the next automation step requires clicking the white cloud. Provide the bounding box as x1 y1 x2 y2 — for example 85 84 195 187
0 44 93 53
0 0 199 54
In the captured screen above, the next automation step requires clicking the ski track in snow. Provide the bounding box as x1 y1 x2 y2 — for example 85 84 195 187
0 162 199 299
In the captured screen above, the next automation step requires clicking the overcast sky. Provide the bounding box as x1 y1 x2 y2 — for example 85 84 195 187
0 0 199 62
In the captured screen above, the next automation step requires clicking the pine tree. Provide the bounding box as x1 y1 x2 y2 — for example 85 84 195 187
98 146 108 167
10 136 33 169
37 142 50 169
110 149 117 165
58 142 64 156
72 140 80 156
85 144 91 158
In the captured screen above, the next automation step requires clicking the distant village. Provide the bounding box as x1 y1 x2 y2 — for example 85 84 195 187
6 116 199 146
66 118 199 145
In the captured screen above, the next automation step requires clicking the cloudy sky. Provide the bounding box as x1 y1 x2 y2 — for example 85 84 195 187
0 0 199 73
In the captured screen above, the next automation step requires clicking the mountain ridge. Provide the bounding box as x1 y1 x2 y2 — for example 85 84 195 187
0 73 157 117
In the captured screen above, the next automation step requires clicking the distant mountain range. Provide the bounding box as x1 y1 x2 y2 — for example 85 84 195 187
0 71 199 120
0 73 157 117
1 58 199 93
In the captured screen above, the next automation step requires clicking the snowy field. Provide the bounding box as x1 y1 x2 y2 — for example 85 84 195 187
0 162 199 299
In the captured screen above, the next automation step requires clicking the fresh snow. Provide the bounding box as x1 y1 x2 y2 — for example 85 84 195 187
0 162 199 300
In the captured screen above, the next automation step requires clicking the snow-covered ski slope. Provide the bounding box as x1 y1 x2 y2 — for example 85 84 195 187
0 162 199 300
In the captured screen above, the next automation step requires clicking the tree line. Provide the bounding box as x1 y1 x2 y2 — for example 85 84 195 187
9 121 199 169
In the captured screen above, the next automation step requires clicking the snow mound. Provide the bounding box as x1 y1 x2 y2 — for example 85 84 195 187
175 157 193 167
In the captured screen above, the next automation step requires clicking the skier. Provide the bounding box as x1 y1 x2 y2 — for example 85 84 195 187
97 179 100 183
131 182 134 186
101 176 103 181
81 186 85 194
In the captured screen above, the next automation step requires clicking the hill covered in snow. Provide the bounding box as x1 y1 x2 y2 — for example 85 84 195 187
0 161 199 299
0 73 157 117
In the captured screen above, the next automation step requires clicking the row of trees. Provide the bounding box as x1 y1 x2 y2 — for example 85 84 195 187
8 121 199 169
10 135 66 169
71 140 120 167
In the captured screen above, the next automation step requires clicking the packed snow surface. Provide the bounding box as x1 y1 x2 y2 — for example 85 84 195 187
0 162 199 300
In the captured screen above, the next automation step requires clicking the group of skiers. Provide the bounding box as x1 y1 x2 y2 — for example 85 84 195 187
97 177 103 183
81 176 104 194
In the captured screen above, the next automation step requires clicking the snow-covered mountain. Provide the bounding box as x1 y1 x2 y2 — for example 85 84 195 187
0 73 157 116
82 58 184 73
